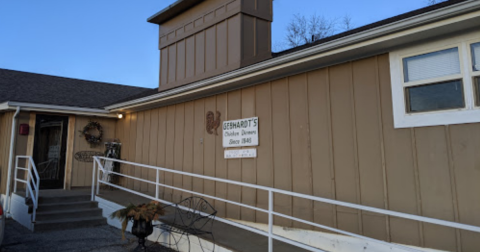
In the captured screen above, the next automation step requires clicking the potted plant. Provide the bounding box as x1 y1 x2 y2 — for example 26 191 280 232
110 201 165 250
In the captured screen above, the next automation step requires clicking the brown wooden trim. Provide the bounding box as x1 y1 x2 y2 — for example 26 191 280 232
26 112 36 157
63 115 76 190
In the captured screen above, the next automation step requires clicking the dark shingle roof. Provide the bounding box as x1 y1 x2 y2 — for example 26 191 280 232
0 68 150 109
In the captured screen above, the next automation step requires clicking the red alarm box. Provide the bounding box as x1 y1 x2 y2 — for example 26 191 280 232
19 124 29 135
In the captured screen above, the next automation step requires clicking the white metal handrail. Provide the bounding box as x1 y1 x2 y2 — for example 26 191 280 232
92 156 480 252
14 155 40 222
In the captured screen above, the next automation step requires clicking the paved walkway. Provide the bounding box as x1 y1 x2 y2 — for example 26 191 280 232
1 219 175 252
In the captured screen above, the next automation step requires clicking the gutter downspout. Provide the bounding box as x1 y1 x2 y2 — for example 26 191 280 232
5 106 20 217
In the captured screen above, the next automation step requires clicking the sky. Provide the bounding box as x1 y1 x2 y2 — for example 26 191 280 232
0 0 435 89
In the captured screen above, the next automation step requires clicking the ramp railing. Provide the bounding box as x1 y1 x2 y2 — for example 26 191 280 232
14 155 40 222
91 156 480 252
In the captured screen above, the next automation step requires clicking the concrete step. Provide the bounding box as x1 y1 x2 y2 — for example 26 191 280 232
34 216 107 232
35 208 103 221
38 195 91 204
36 201 99 212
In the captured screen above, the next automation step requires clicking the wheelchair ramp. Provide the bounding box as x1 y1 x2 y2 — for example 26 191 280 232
96 189 308 252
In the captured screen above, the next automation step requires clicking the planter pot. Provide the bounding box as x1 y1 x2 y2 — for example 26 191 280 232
131 219 154 251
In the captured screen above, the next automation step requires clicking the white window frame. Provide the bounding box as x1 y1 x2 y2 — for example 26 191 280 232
389 31 480 128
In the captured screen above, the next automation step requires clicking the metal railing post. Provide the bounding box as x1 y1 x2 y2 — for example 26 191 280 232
268 190 273 252
13 157 18 193
27 160 32 195
96 160 101 196
155 169 159 199
91 159 96 201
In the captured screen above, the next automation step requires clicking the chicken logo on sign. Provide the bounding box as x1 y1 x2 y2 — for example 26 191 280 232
206 111 221 135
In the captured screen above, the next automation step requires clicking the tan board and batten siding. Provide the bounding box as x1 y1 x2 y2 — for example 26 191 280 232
115 54 480 252
157 0 272 92
70 116 116 187
0 112 29 195
0 112 14 194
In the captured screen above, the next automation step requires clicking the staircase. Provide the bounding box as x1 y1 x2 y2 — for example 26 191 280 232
26 192 107 232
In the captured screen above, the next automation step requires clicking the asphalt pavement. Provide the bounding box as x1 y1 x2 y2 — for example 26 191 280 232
0 219 176 252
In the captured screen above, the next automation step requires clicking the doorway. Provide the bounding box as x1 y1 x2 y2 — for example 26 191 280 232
33 114 69 189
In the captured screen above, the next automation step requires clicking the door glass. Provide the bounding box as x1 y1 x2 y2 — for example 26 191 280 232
33 115 68 189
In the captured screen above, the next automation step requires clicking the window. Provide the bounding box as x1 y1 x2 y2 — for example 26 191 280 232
389 32 480 128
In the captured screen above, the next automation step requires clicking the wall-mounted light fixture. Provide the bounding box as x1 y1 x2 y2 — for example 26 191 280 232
117 113 124 119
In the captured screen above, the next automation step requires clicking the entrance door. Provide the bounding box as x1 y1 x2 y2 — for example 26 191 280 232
33 114 69 189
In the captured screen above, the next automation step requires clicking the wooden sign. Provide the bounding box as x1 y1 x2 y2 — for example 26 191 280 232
224 149 257 159
222 117 258 148
74 151 103 162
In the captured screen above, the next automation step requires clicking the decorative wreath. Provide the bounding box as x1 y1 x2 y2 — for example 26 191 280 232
80 121 103 145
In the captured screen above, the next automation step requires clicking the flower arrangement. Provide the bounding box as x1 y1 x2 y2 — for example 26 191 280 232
79 121 103 146
110 201 165 239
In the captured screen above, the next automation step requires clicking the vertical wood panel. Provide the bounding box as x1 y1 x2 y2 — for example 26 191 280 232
450 124 480 252
160 49 168 87
0 113 13 194
176 40 186 81
288 74 313 229
271 78 292 227
173 104 185 202
183 102 195 199
186 36 195 78
226 90 242 219
74 117 86 186
307 69 336 229
64 116 76 190
377 54 422 246
255 82 274 223
329 63 360 234
26 113 36 157
203 97 217 212
205 27 216 72
168 44 177 84
241 86 256 222
415 126 457 251
115 115 125 187
70 116 116 187
134 112 143 191
129 113 137 190
215 94 228 217
141 111 151 192
122 114 131 189
216 21 227 69
156 108 168 197
352 58 387 240
242 15 254 60
195 32 205 75
193 99 205 195
149 109 159 193
227 15 241 65
165 106 176 202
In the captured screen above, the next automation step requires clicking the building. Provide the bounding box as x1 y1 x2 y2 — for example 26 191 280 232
2 0 480 251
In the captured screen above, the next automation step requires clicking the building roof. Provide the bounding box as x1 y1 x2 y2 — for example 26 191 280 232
0 68 150 109
147 0 203 24
109 0 473 111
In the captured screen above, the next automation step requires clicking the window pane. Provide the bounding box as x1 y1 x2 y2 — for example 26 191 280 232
475 77 480 106
471 42 480 71
406 80 464 113
403 48 460 82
